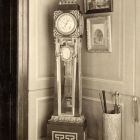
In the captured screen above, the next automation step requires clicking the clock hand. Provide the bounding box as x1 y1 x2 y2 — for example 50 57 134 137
64 20 69 27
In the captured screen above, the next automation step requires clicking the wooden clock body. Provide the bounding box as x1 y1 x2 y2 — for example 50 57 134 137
53 4 84 117
47 2 87 140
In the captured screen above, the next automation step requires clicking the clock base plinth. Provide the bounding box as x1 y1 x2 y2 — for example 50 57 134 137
47 116 87 140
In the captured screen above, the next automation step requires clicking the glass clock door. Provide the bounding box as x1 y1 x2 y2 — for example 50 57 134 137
61 62 73 115
55 38 81 117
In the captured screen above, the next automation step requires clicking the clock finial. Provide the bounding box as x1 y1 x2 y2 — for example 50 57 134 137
59 0 77 5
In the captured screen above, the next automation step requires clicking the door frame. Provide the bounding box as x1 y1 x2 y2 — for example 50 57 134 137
17 0 28 140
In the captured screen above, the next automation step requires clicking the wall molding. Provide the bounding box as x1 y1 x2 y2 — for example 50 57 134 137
29 77 55 91
29 0 56 91
36 96 54 140
83 96 113 105
82 76 127 94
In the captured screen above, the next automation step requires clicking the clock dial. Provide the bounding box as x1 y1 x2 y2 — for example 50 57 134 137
56 13 77 35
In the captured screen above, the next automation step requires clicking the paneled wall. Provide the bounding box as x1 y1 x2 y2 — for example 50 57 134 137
28 0 57 140
28 0 140 140
28 89 54 140
28 0 56 90
81 0 139 139
82 0 135 94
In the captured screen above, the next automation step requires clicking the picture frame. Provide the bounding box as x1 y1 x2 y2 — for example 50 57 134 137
86 15 112 53
84 0 113 14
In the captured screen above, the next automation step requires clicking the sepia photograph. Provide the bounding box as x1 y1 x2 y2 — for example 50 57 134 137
87 16 112 52
0 0 140 140
84 0 113 14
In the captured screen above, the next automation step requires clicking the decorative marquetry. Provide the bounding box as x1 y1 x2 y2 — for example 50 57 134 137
52 131 78 140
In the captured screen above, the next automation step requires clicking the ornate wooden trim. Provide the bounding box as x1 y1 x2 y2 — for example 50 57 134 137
59 0 77 5
17 0 28 140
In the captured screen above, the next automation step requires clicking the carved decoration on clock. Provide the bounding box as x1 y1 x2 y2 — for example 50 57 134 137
54 10 63 21
60 46 74 62
59 0 77 5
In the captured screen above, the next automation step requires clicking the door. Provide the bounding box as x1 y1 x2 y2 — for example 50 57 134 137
0 0 17 139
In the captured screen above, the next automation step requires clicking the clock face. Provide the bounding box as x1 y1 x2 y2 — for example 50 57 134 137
56 13 77 35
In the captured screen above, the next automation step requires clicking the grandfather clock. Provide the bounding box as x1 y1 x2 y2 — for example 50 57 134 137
47 0 87 140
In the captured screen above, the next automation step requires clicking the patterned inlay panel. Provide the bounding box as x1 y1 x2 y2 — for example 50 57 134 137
52 131 78 140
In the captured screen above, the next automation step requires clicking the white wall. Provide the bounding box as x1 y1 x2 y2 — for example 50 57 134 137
81 0 139 139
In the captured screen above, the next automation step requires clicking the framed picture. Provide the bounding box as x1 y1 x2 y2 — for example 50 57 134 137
84 0 113 14
86 15 112 53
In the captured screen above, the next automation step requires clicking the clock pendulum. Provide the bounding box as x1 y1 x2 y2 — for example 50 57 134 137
47 0 87 140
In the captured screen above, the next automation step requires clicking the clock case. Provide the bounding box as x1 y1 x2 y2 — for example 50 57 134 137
47 3 87 140
53 4 84 117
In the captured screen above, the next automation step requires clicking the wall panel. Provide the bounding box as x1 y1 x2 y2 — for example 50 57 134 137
28 89 54 140
81 0 137 139
29 0 57 90
28 1 57 140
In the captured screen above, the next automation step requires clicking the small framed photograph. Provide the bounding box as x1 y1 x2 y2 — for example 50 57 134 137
86 15 112 53
84 0 113 14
